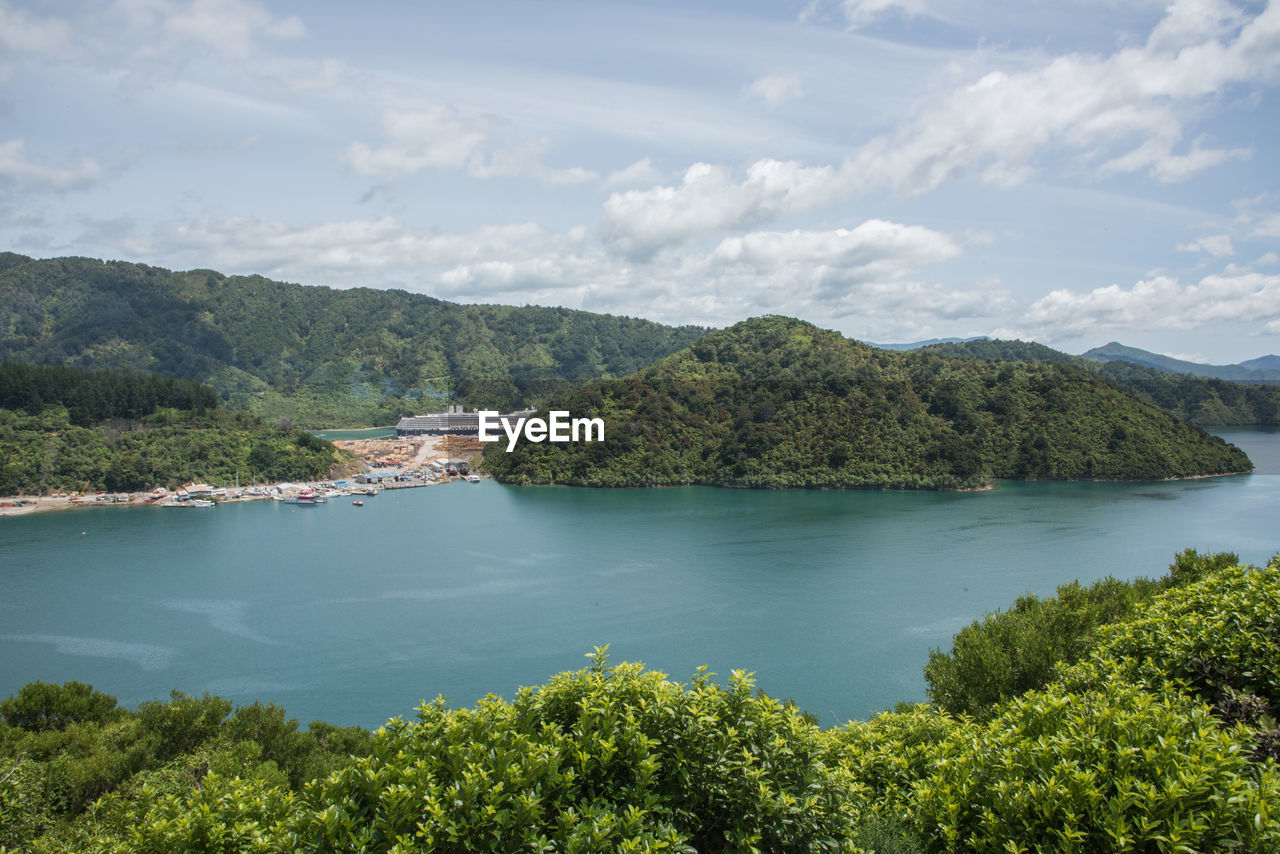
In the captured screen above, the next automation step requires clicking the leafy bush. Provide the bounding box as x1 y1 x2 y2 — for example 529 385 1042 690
289 649 855 853
1068 556 1280 709
0 682 122 733
115 774 298 854
923 550 1236 719
911 681 1280 852
6 550 1280 853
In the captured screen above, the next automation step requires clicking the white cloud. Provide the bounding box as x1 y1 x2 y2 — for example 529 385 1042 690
597 1 1279 260
1177 233 1235 257
346 106 597 185
703 221 1000 331
107 212 1002 338
0 139 107 192
805 0 929 30
0 2 76 58
745 74 804 108
126 215 556 287
844 0 928 28
602 159 841 259
603 158 664 189
1026 268 1280 335
346 106 488 176
844 0 1277 195
711 220 960 276
113 0 305 60
1147 0 1250 53
1252 213 1280 238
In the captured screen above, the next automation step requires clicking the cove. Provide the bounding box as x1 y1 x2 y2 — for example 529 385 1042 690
1 431 1277 729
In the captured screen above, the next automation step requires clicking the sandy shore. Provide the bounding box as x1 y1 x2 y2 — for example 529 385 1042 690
0 491 282 518
0 495 82 517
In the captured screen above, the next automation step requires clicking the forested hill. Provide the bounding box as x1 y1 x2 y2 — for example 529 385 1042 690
0 253 707 426
0 363 346 495
483 316 1251 488
923 339 1280 426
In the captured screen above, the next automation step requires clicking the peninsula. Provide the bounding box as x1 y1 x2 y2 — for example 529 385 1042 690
483 316 1252 489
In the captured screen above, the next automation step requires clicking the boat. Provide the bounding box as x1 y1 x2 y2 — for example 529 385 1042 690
352 499 364 507
283 489 319 505
466 474 481 483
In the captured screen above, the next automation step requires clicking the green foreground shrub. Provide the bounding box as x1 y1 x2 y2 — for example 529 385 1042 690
912 682 1280 852
4 551 1280 853
923 549 1238 719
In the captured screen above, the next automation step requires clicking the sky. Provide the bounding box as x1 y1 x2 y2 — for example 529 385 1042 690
1 0 1279 363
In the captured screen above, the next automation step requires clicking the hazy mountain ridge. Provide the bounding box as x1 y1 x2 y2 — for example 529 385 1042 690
920 339 1280 426
1081 341 1280 383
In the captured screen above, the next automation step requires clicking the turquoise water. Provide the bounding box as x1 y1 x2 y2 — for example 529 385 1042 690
312 427 397 440
1 433 1277 729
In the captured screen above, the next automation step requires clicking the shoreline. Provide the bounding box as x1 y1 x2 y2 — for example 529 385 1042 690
3 467 1254 518
0 474 479 518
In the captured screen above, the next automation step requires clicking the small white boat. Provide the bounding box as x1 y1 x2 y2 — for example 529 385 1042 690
465 474 480 483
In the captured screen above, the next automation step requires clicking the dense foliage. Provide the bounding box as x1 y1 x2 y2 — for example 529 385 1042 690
0 362 346 494
922 548 1237 718
484 316 1251 488
0 685 370 852
0 253 706 426
0 362 217 427
924 339 1280 426
0 405 342 494
1095 361 1280 426
3 550 1279 852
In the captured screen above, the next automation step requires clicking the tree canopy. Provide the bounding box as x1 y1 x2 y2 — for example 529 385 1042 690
484 316 1251 488
0 254 707 426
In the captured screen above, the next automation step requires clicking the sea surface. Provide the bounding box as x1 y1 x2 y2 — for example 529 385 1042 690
1 429 1277 729
311 427 397 441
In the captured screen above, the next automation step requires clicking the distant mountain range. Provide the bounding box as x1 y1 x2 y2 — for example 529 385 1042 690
1080 342 1280 384
874 336 989 351
886 337 1280 383
910 339 1280 426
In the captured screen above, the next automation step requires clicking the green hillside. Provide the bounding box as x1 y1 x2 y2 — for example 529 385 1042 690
1082 341 1280 383
0 253 707 427
482 316 1251 488
0 363 346 494
923 339 1280 426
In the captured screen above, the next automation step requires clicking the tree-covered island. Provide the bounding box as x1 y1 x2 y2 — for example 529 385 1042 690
483 316 1252 489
